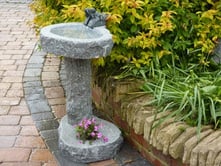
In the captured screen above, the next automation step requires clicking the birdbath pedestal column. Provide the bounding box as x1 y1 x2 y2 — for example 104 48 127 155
40 23 123 163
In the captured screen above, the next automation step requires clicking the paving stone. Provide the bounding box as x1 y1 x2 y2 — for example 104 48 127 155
30 149 55 162
115 142 142 165
20 126 39 136
15 136 46 148
46 139 59 152
26 93 46 101
28 55 44 64
23 76 40 82
0 106 10 115
0 162 42 166
23 81 41 88
0 83 11 89
24 87 44 95
35 119 59 131
19 116 35 125
27 100 51 114
48 98 66 105
9 105 30 115
54 151 87 166
0 126 20 136
24 68 41 77
6 89 24 97
32 50 46 57
89 159 117 166
3 71 23 77
15 59 28 65
42 80 61 87
0 60 15 65
125 159 153 166
40 129 58 140
0 148 31 162
32 112 55 121
2 77 23 83
44 87 64 98
26 63 44 69
10 83 22 89
51 105 66 119
0 97 20 105
42 72 59 80
43 65 59 72
0 136 16 147
0 115 20 125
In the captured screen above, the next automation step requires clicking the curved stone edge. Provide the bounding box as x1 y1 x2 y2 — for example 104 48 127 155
23 44 88 166
97 79 221 166
59 115 123 163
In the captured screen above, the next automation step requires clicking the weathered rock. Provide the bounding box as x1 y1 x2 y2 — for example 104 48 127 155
205 135 221 166
126 103 139 127
156 122 188 155
123 95 153 128
151 117 176 148
143 111 170 142
183 129 213 164
169 126 211 159
214 152 221 166
190 130 221 166
59 115 123 163
133 106 154 135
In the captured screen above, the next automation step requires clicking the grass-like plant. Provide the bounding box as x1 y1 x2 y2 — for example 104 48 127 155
142 65 221 132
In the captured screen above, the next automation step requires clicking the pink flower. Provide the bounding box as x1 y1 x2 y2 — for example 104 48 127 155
91 132 96 137
103 136 108 143
97 132 103 138
94 126 99 131
84 123 89 129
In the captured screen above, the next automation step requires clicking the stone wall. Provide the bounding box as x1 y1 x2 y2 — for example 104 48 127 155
92 76 221 166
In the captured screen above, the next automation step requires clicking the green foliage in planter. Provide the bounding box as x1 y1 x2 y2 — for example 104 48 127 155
143 66 221 131
31 0 221 72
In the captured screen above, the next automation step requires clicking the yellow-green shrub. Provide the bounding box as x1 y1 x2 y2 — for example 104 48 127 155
31 0 221 72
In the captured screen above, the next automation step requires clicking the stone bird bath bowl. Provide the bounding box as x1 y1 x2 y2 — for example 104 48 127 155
40 22 123 163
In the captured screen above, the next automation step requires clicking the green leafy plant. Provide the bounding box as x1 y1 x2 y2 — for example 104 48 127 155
30 0 221 73
142 66 221 132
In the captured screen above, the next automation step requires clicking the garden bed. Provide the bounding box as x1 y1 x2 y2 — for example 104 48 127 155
92 76 221 166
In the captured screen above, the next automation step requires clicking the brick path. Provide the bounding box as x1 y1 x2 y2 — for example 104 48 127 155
0 2 152 166
0 2 57 165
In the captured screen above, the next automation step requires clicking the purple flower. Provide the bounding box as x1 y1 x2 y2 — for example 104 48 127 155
91 132 96 137
97 132 103 138
103 136 108 143
75 118 108 144
94 125 99 131
84 123 89 129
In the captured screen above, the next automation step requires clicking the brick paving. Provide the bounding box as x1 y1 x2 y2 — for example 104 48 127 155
0 1 152 166
0 2 57 165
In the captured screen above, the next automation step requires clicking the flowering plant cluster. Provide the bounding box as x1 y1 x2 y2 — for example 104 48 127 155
75 118 108 144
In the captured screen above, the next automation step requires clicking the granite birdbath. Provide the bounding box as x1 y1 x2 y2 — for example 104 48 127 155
40 21 123 163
